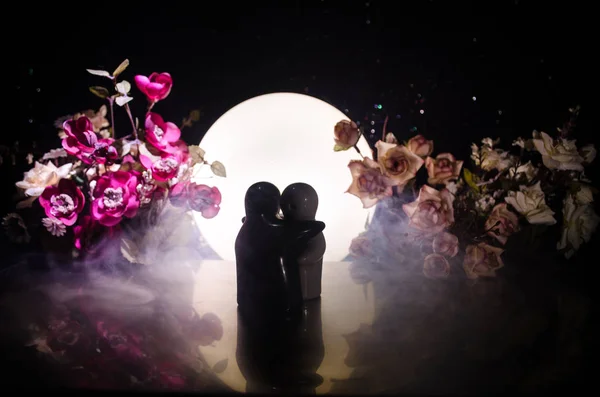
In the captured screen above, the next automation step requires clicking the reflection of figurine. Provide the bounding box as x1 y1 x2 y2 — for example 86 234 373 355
236 299 324 393
235 182 324 322
281 183 327 301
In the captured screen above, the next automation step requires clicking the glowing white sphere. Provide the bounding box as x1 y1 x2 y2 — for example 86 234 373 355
192 93 373 262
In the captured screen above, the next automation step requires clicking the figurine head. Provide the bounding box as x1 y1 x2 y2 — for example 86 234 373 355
281 183 319 221
244 182 281 216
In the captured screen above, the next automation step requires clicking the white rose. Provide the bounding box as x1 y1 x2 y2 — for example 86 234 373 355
579 144 596 164
532 131 584 171
470 143 513 171
508 161 537 182
505 181 556 225
575 185 593 205
15 161 73 197
557 194 600 258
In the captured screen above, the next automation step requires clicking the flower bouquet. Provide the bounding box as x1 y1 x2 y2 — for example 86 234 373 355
1 60 230 390
334 107 597 284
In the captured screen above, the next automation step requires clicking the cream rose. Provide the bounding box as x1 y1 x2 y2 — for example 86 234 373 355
407 134 433 157
504 182 556 225
532 131 584 171
508 161 537 182
402 185 455 234
425 153 463 185
575 185 593 205
334 120 360 151
463 243 504 279
485 203 520 245
384 132 398 144
432 232 459 257
16 161 73 197
557 194 600 259
580 144 596 164
423 254 451 279
375 141 424 187
347 158 394 208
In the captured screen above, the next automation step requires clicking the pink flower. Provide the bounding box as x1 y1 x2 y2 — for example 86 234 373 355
485 203 520 245
333 120 360 151
38 179 85 226
432 232 459 257
402 185 455 234
168 182 188 207
91 171 140 227
188 183 221 218
144 112 181 153
407 134 434 157
423 254 451 279
425 153 463 185
62 117 97 163
140 152 181 182
134 72 173 102
346 158 394 208
463 243 504 279
375 140 424 187
92 139 119 164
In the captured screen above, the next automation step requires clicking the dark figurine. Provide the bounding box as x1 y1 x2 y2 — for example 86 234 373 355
235 182 324 322
281 183 327 301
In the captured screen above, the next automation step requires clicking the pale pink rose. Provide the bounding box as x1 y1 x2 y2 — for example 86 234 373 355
407 134 434 157
91 171 140 227
346 158 394 208
402 185 455 234
375 141 424 187
423 253 451 279
463 243 504 279
432 232 459 257
134 72 173 102
38 179 85 226
425 153 463 185
349 231 373 257
333 120 360 151
485 203 520 245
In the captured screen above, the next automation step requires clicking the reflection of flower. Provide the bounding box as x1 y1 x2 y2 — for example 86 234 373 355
407 134 433 157
333 120 360 151
505 182 556 225
134 72 173 102
423 253 450 279
463 243 504 279
2 213 30 243
402 185 455 234
187 183 221 219
485 203 520 245
432 232 459 257
91 171 140 227
557 194 600 258
425 153 463 185
349 231 373 257
375 141 424 187
39 179 85 226
16 161 73 198
532 131 584 171
347 158 394 208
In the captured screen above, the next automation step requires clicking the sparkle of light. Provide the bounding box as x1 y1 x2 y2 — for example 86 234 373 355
193 93 374 262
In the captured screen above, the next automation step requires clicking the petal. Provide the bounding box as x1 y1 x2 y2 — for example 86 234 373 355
163 122 181 142
134 75 150 93
374 141 396 159
201 205 220 219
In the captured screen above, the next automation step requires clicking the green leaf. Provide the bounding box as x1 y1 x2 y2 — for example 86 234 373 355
89 86 110 99
463 168 479 193
212 358 228 374
211 161 226 177
86 69 111 77
112 59 129 77
189 109 202 122
333 144 350 152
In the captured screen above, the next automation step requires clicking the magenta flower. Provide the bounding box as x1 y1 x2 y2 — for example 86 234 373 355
38 179 85 226
144 112 181 153
91 171 140 227
62 117 97 163
92 138 119 164
134 72 173 102
139 152 181 182
187 183 221 219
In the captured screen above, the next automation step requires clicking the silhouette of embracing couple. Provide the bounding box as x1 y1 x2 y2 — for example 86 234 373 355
235 182 326 323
